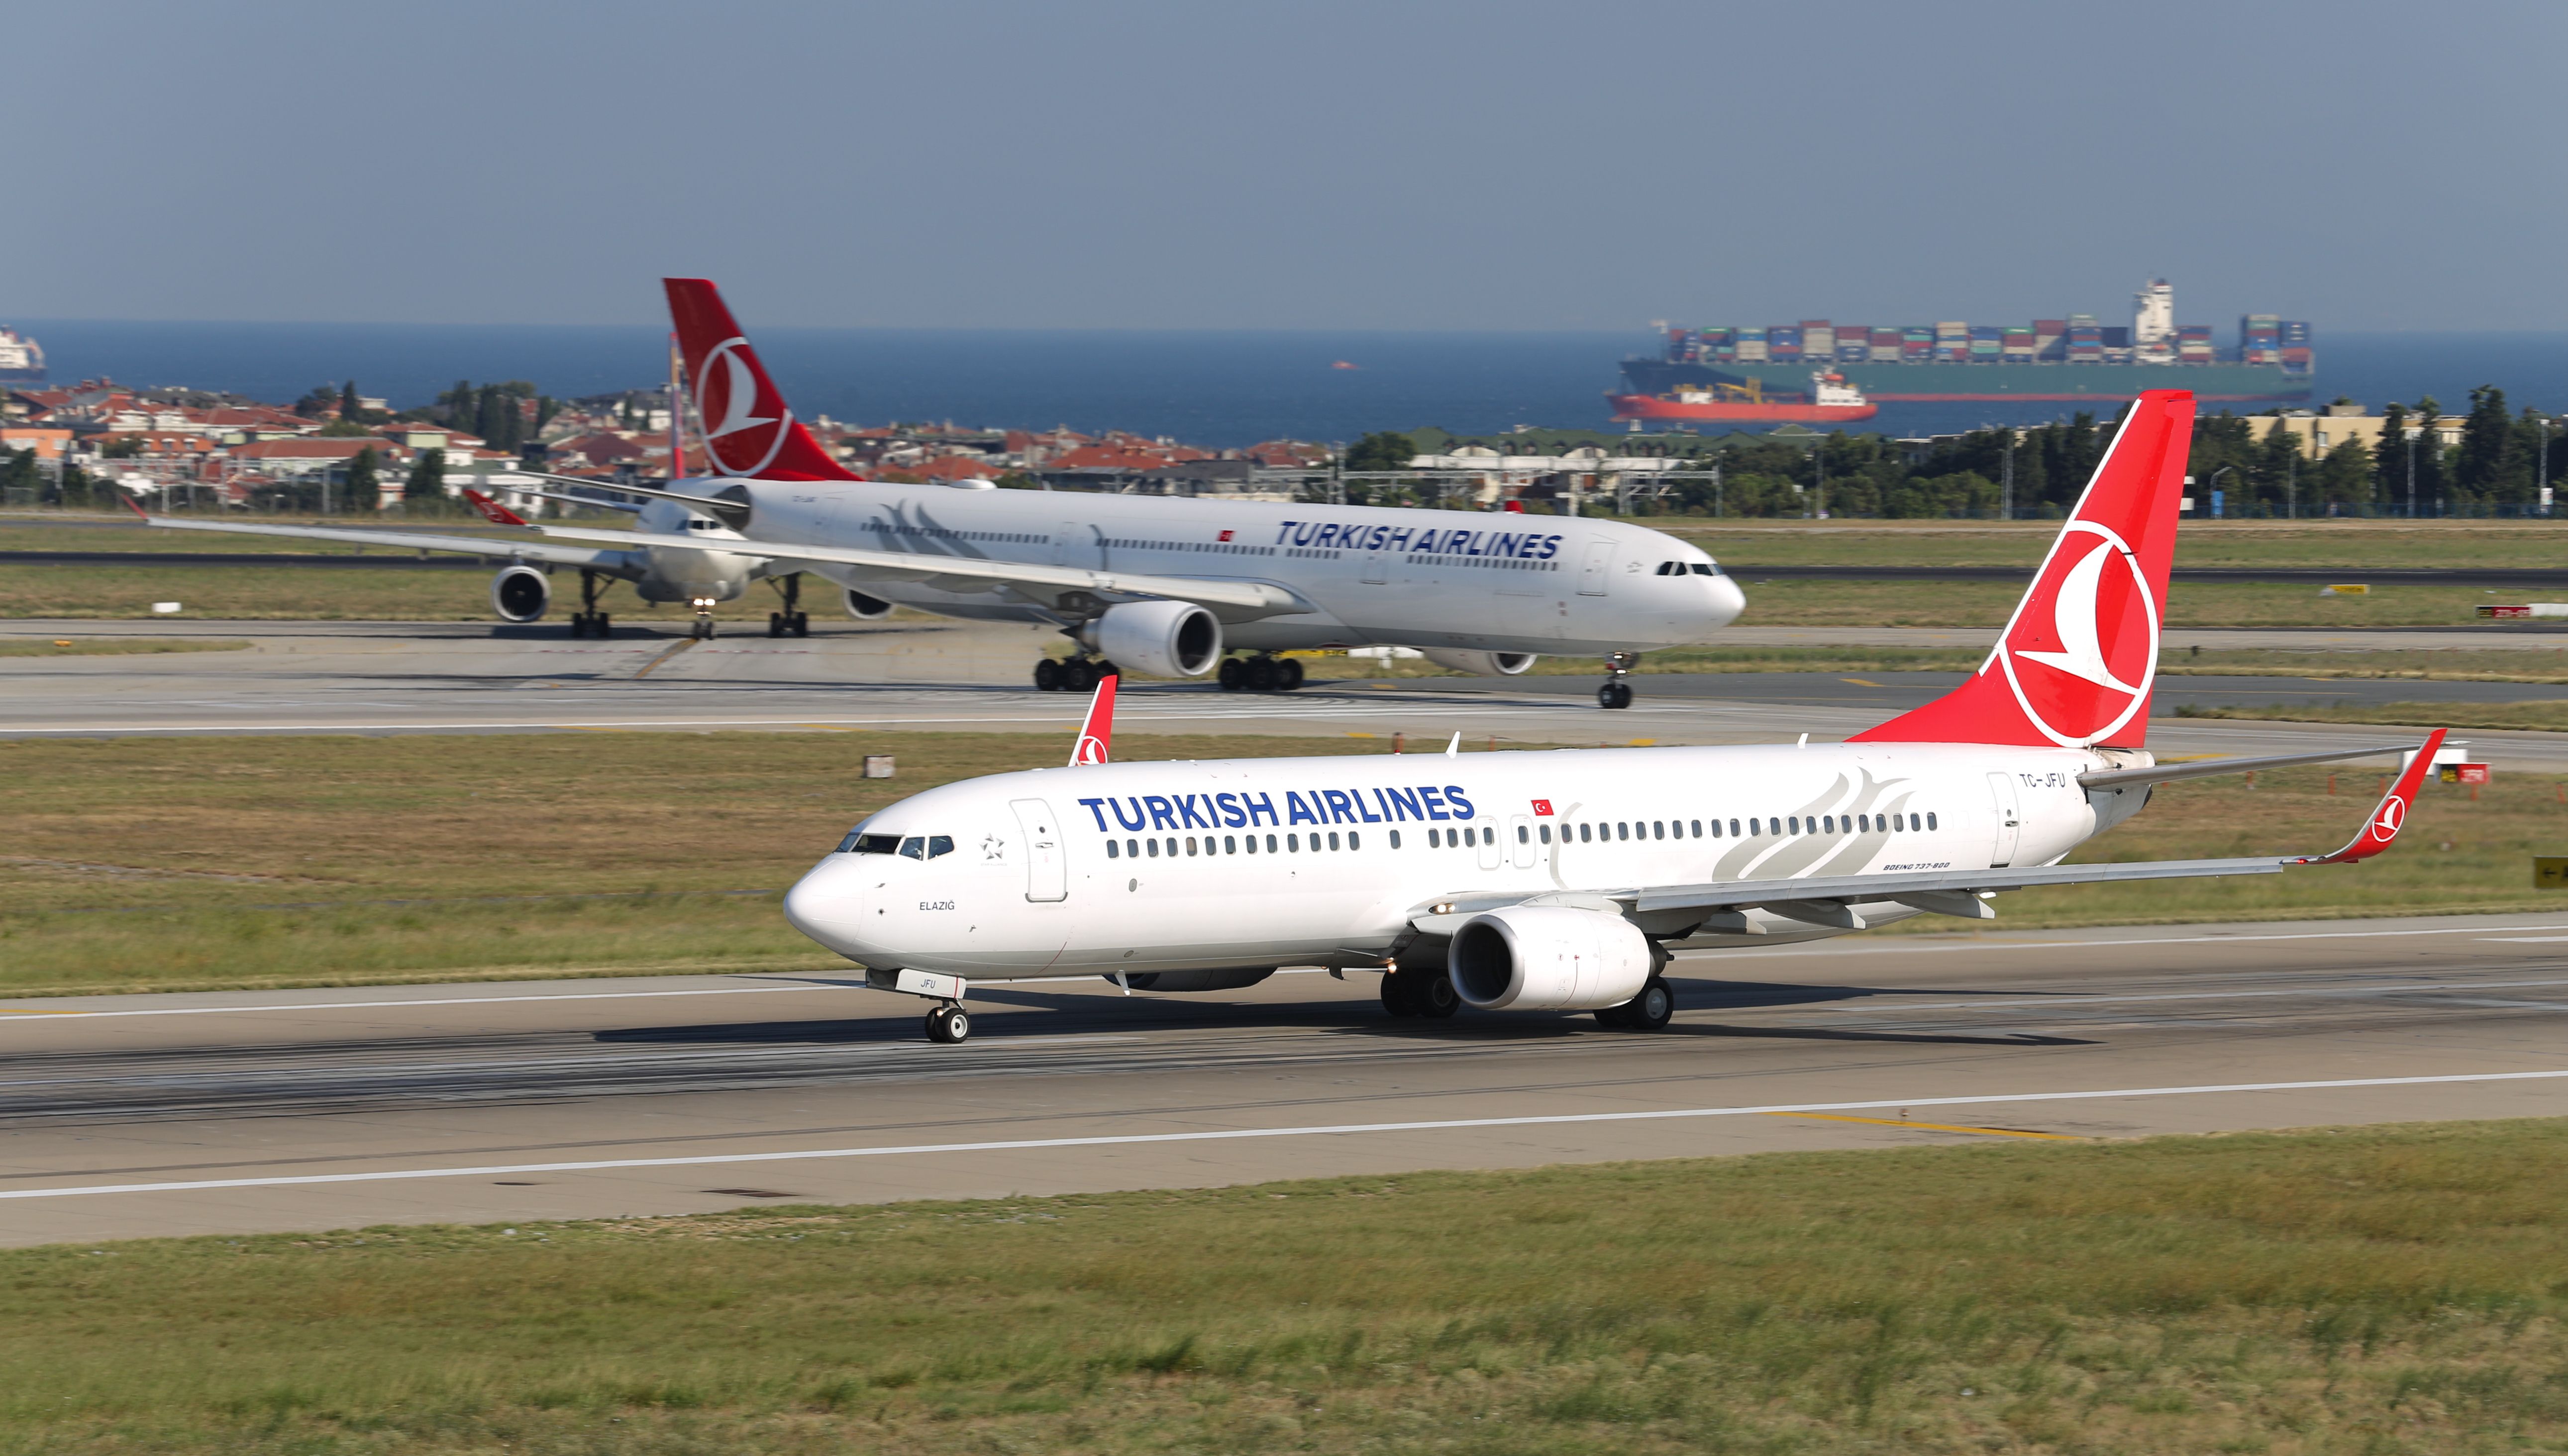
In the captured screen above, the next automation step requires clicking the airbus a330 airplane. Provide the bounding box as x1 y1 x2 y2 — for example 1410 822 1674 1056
780 388 2447 1043
135 280 1743 707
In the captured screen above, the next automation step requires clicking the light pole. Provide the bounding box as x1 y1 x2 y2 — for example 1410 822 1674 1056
2541 415 2555 517
2001 431 2015 520
2210 465 2237 519
2406 431 2417 519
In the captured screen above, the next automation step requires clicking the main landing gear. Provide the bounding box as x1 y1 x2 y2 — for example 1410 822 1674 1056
767 573 811 638
923 1001 972 1044
1379 966 1458 1019
1597 650 1639 710
1217 653 1305 693
1594 976 1675 1031
565 569 614 637
1034 657 1117 692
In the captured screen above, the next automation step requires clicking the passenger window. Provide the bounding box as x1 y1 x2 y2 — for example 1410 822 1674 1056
1328 832 1340 851
1224 835 1236 854
1266 834 1279 852
899 837 926 859
1482 826 1494 845
1538 824 1551 844
1427 828 1439 848
1245 835 1258 854
1166 838 1178 857
1823 816 1835 833
1146 839 1159 857
928 835 954 859
1348 832 1360 850
1729 819 1741 837
1707 819 1721 839
1927 812 1938 830
1652 821 1664 840
1616 823 1629 842
1389 830 1401 849
1186 837 1199 856
1579 823 1592 843
1516 825 1528 843
1107 840 1121 859
1288 834 1300 852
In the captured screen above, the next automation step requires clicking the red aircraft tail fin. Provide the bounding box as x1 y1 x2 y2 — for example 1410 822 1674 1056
1069 673 1118 766
1852 389 2196 749
461 487 527 526
661 278 861 483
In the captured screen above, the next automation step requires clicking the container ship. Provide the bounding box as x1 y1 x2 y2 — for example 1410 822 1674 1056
1609 369 1876 424
0 326 43 385
1623 280 2311 405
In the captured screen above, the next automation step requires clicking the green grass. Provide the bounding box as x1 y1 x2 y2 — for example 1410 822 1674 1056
2175 701 2568 734
1 736 2560 997
1731 578 2513 628
1674 517 2568 572
7 1121 2568 1453
0 636 250 657
1314 646 2568 680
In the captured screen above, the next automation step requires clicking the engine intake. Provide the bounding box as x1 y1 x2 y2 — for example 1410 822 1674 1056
1448 905 1651 1011
1418 648 1537 677
490 564 551 623
1089 599 1222 679
843 587 894 620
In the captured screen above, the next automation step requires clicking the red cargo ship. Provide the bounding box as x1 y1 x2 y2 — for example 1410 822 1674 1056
1608 370 1876 425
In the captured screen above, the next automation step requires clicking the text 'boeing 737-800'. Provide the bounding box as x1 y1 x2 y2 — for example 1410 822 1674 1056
779 389 2447 1043
134 280 1744 707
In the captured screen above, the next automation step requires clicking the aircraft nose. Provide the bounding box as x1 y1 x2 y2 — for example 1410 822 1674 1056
1703 572 1746 628
783 856 873 956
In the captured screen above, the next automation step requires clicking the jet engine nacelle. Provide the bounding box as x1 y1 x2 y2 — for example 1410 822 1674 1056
1121 968 1275 993
1419 648 1538 677
490 564 551 623
1448 905 1652 1011
1089 600 1223 679
843 587 894 621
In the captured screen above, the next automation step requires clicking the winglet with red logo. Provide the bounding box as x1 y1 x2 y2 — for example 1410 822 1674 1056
2295 727 2446 865
119 488 149 520
1068 673 1118 766
662 278 862 483
1852 388 2195 750
461 487 528 526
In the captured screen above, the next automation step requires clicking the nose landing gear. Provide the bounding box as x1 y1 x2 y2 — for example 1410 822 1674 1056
1597 651 1639 710
923 1002 972 1044
688 597 719 640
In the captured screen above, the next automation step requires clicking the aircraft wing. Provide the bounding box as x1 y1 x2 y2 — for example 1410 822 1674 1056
1408 729 2446 937
142 515 626 570
529 525 1309 614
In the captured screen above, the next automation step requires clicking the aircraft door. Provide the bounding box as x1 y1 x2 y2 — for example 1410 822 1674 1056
1361 549 1389 584
1578 539 1615 596
1985 772 2022 868
1508 813 1535 869
1053 522 1103 570
1011 798 1068 901
1475 812 1502 871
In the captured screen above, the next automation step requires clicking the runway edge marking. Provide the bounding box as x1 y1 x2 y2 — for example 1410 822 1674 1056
5 1068 2565 1202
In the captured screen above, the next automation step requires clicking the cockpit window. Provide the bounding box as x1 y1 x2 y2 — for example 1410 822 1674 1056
1690 562 1719 576
843 832 904 855
899 837 926 859
927 835 954 859
840 831 953 858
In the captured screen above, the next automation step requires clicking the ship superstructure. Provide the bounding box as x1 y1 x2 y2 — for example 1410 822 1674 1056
0 326 43 384
1627 280 2309 404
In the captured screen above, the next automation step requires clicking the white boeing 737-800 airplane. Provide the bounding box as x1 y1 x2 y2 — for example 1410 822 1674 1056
137 280 1743 707
779 388 2446 1043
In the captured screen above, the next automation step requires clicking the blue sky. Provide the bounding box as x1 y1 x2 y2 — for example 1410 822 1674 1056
6 0 2561 332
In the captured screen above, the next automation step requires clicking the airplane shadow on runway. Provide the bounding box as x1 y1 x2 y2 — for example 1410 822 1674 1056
595 977 2093 1051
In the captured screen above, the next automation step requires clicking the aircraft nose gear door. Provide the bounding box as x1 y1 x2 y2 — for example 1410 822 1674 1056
1011 798 1068 901
1985 772 2022 868
1578 540 1615 596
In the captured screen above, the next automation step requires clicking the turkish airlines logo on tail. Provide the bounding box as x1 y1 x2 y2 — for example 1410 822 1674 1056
1994 520 2158 747
2372 797 2406 841
695 337 791 477
1071 732 1109 766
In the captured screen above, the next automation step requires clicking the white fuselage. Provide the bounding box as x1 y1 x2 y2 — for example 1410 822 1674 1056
634 481 1744 655
782 742 2150 979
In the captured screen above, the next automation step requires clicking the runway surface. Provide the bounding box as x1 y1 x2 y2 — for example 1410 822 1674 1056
5 912 2568 1247
7 617 2568 766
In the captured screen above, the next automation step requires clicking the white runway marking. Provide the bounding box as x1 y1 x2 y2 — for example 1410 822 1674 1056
0 983 832 1021
1690 922 2568 961
4 1068 2561 1201
2483 936 2568 944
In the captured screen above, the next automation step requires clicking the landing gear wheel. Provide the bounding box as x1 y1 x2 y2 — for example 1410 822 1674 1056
789 611 810 638
593 613 610 636
1218 658 1245 691
1380 972 1420 1018
1246 656 1279 692
1063 658 1099 693
767 611 786 638
1598 680 1633 710
1275 657 1305 691
1033 658 1063 691
568 614 589 638
1606 978 1674 1032
691 616 716 641
1414 971 1460 1019
924 1004 971 1044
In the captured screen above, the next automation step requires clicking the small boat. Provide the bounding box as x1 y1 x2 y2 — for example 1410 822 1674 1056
1607 369 1875 424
